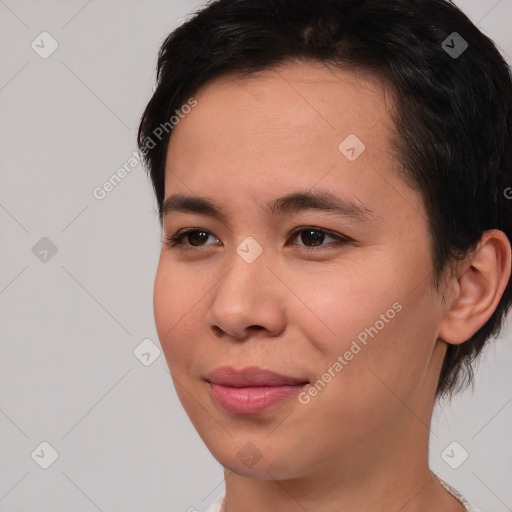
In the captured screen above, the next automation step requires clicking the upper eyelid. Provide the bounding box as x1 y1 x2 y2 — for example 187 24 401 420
289 226 346 239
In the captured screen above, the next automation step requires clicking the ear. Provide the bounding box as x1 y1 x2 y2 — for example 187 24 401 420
438 229 511 345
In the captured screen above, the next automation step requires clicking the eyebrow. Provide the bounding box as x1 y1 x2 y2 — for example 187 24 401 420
162 189 375 223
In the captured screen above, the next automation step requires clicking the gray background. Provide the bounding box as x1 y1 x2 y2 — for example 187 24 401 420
0 1 511 511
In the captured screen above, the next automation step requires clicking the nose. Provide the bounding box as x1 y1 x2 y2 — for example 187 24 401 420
205 247 286 341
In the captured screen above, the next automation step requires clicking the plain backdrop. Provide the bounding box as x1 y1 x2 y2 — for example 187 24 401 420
0 1 511 511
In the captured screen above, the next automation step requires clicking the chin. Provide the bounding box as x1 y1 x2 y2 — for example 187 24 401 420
205 435 307 481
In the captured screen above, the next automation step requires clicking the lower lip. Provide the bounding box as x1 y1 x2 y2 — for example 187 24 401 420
209 382 307 414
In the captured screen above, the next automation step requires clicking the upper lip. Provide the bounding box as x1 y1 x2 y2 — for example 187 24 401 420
207 366 309 387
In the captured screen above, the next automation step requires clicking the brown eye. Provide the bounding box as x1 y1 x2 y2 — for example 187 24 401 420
298 229 326 246
289 227 350 250
165 229 219 248
185 230 211 246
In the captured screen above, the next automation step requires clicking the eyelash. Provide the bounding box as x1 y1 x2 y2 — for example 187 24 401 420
164 226 352 253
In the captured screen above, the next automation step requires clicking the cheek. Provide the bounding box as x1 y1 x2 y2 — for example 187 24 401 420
290 262 403 350
295 253 439 384
153 261 204 371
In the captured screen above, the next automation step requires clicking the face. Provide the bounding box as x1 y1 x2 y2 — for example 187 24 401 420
154 61 447 481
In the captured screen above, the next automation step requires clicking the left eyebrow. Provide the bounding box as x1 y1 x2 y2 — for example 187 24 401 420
266 189 375 222
162 189 375 223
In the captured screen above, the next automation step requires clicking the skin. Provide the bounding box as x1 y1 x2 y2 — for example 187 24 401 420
153 60 511 511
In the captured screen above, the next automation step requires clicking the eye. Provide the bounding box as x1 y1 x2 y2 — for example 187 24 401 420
287 227 351 250
165 229 220 248
164 226 352 251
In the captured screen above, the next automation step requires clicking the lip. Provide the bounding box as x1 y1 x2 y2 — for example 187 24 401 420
206 366 309 414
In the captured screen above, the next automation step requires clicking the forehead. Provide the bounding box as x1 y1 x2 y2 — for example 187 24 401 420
164 60 416 223
170 60 392 150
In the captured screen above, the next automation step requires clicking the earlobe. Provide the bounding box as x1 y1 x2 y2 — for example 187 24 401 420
438 229 511 345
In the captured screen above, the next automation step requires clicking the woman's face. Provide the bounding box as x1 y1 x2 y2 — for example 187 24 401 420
153 61 447 480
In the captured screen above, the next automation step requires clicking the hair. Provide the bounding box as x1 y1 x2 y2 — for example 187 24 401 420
137 0 512 398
